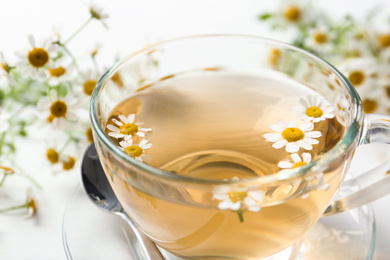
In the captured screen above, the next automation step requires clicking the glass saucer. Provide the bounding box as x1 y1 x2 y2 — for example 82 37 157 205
62 184 375 260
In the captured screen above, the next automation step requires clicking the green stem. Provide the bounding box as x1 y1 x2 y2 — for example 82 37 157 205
0 203 27 213
0 174 7 188
0 132 6 157
24 174 42 190
62 17 93 45
237 210 244 223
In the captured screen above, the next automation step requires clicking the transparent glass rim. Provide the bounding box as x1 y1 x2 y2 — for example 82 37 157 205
90 34 363 185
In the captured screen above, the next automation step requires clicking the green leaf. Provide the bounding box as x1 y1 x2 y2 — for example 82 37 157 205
258 13 273 21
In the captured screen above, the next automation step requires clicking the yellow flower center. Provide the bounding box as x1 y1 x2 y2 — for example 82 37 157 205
46 148 59 164
90 8 102 20
292 161 307 168
378 34 390 48
86 127 94 143
1 63 8 72
119 123 138 135
348 71 365 86
306 106 323 118
83 79 97 96
284 5 301 22
269 48 281 67
50 100 67 118
111 72 124 87
385 86 390 98
62 156 76 170
314 32 328 44
47 115 54 123
227 191 248 203
363 99 378 114
124 145 143 158
28 47 49 68
26 197 37 216
48 66 66 77
281 127 304 142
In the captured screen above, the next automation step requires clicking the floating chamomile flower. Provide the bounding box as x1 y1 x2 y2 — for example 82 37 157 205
107 114 151 141
15 35 59 81
294 95 334 123
213 177 264 222
278 152 312 169
264 120 321 153
37 89 78 129
119 139 152 163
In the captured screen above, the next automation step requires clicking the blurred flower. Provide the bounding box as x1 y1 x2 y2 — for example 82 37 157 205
79 69 99 96
15 35 59 81
305 25 335 55
338 58 378 96
0 52 15 85
47 62 74 86
89 4 109 28
37 89 78 128
278 152 312 169
60 155 76 171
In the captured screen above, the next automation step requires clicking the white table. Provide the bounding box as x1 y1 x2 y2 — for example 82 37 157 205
0 1 389 259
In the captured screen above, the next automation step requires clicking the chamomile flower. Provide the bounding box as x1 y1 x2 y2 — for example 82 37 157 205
15 35 59 81
294 95 335 123
37 89 78 129
0 52 15 85
305 26 335 55
47 62 74 86
119 139 152 163
107 114 151 140
264 120 321 153
89 4 109 28
338 58 378 96
60 155 76 171
79 69 100 96
213 177 264 213
278 153 312 169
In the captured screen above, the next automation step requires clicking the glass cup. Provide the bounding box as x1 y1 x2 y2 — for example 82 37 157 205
90 35 390 260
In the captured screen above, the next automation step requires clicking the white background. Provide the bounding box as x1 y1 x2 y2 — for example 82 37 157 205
0 0 390 259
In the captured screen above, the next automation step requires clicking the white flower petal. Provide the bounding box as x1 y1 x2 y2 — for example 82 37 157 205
108 132 124 139
218 199 233 210
302 137 319 145
264 133 282 142
230 201 241 211
286 142 300 153
278 161 294 168
269 123 285 132
118 115 128 124
300 122 314 132
127 114 136 123
107 124 119 132
272 139 287 149
248 191 263 202
297 140 313 150
28 35 36 47
291 153 301 163
112 118 123 126
305 131 322 138
37 98 51 110
302 153 312 163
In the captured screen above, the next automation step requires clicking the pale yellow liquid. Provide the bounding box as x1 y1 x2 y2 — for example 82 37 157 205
102 71 349 259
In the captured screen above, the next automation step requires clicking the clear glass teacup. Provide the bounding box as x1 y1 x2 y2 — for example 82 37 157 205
90 35 390 260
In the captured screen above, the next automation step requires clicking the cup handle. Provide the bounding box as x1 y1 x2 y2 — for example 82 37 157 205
323 113 390 216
